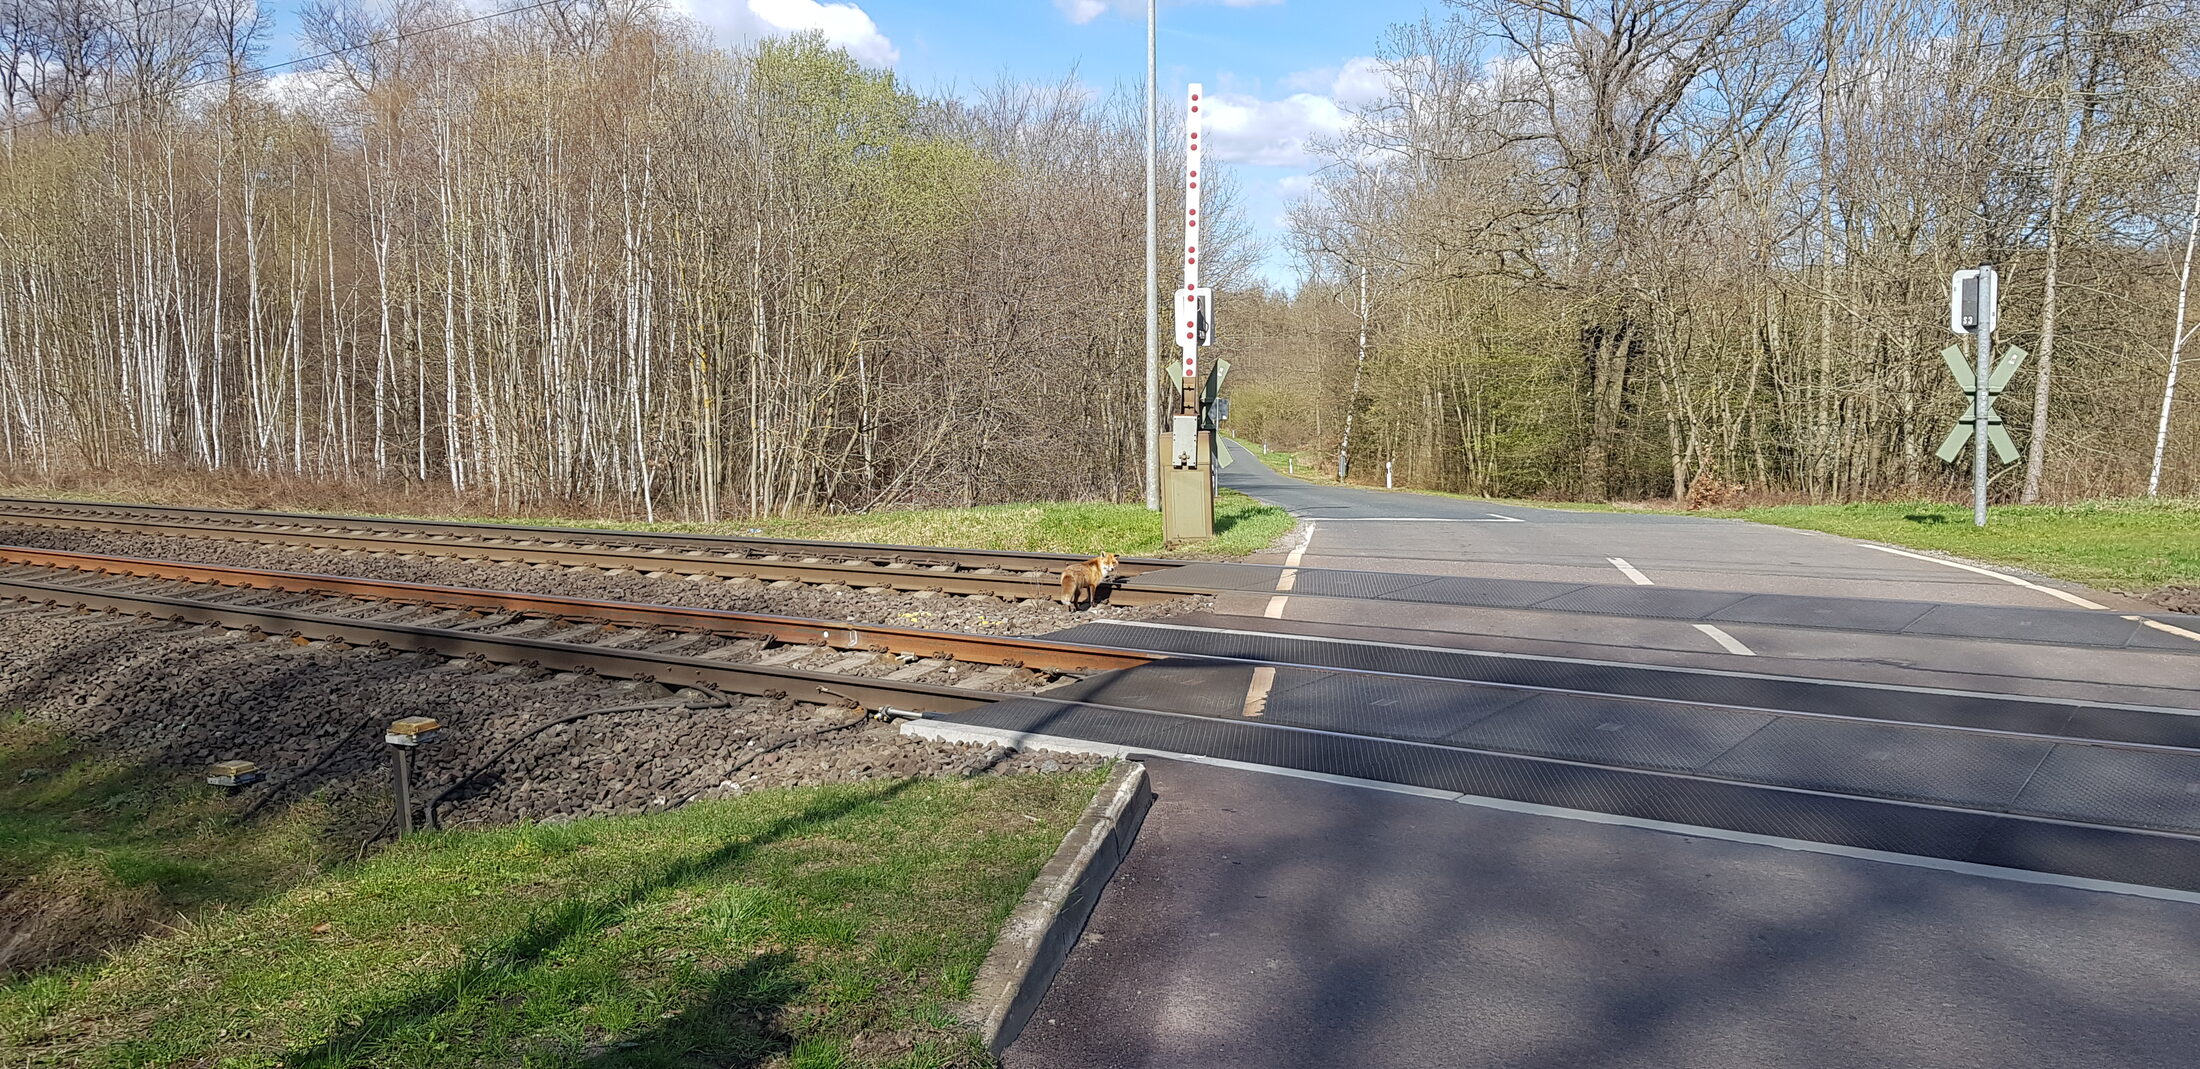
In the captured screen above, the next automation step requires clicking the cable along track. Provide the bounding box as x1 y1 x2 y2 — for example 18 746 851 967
0 497 1192 604
0 546 1163 717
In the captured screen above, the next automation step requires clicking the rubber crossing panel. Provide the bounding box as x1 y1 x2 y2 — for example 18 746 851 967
1112 563 2198 653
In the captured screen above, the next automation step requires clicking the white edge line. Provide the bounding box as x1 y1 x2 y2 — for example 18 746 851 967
2127 615 2200 645
1692 623 1756 656
1607 557 1653 586
901 720 2200 907
1087 618 2200 718
1861 543 2108 610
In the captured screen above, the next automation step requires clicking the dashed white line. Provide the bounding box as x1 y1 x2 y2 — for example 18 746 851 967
1693 623 1756 656
1263 523 1317 620
1607 557 1653 586
1241 665 1277 718
1861 543 2108 610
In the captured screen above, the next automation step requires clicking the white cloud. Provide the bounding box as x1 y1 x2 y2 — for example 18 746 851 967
1056 0 1108 24
677 0 899 67
1201 91 1349 167
1283 56 1391 106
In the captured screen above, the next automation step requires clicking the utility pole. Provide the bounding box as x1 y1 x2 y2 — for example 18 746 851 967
1142 0 1159 510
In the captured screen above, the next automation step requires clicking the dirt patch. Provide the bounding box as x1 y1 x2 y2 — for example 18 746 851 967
2140 585 2200 615
0 525 1204 635
0 882 165 976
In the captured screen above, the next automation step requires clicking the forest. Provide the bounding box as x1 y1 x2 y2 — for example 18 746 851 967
1232 0 2200 503
4 0 2197 514
0 0 1258 519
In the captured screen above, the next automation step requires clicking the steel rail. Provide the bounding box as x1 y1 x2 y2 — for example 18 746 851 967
0 496 1189 588
0 546 1163 676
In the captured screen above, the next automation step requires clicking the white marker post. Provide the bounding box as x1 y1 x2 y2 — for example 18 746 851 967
1950 266 1998 527
1161 83 1214 543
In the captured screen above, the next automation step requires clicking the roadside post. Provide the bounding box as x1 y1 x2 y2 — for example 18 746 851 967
1162 83 1216 544
385 716 443 838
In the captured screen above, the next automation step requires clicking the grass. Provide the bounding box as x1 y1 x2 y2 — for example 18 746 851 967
1 761 1104 1068
1684 499 2200 592
0 473 1294 561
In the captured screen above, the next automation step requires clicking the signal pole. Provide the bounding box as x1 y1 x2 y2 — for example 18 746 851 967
1161 82 1215 543
1143 0 1159 510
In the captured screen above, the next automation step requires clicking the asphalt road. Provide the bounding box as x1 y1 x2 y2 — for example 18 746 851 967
1007 759 2200 1069
1214 440 2154 609
1005 446 2200 1068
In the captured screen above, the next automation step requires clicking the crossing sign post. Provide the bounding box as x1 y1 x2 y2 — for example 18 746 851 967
1161 83 1216 544
1947 266 2000 527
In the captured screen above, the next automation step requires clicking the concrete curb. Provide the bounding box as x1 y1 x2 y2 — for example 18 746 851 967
919 724 1150 1055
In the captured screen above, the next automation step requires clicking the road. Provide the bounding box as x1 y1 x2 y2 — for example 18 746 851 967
1004 445 2200 1069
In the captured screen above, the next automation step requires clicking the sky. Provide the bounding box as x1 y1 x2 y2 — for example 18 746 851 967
264 0 1442 288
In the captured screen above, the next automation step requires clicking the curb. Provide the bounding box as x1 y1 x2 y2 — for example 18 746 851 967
923 726 1150 1055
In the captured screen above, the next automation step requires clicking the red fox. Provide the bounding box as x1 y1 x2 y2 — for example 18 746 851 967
1058 552 1120 610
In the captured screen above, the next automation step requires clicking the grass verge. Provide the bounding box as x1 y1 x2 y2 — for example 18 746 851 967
1685 499 2200 593
0 473 1293 561
1 749 1104 1068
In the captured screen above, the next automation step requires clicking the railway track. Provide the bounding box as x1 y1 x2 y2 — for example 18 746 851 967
0 546 1164 717
0 497 1196 605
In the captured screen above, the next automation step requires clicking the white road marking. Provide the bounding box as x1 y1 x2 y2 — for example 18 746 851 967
1317 515 1524 523
1693 623 1756 656
1263 523 1317 620
1607 557 1653 586
2125 615 2200 646
1861 543 2108 610
900 719 2200 906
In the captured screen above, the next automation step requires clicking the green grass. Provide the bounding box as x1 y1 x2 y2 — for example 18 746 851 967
1 767 1103 1068
1686 499 2200 592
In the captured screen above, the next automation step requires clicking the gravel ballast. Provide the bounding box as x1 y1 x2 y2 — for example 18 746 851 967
0 605 1100 832
0 525 1204 635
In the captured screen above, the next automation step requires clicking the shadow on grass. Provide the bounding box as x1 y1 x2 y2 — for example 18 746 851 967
1905 512 1951 524
282 777 920 1068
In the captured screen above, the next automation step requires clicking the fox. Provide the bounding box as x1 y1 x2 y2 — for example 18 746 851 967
1058 552 1121 610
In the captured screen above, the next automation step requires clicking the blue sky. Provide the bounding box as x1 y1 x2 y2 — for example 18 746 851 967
266 0 1441 287
864 0 1433 289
